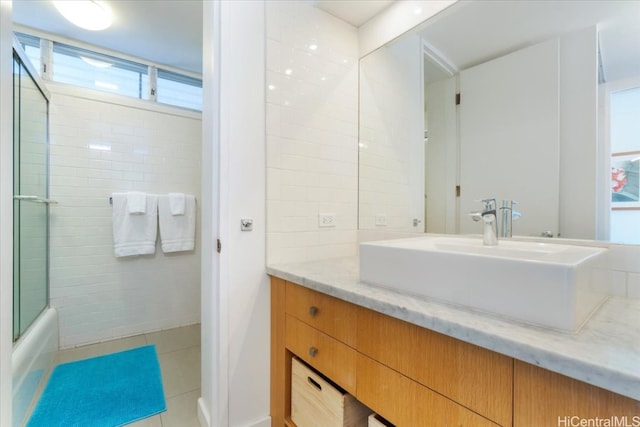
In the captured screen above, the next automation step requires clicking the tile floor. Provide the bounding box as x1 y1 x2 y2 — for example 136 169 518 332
24 324 201 427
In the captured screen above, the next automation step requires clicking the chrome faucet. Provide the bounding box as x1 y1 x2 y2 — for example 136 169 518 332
470 198 498 246
499 200 522 238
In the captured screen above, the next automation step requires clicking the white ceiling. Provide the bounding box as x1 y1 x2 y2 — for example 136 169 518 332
11 0 394 76
313 0 394 27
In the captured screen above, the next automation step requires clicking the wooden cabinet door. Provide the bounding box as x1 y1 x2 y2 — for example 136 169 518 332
514 360 640 427
357 307 513 426
357 353 501 427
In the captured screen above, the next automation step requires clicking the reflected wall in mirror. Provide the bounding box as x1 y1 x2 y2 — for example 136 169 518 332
358 0 640 244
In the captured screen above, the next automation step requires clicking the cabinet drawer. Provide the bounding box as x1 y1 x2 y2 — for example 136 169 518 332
286 314 358 395
356 353 500 427
357 308 513 427
285 282 357 347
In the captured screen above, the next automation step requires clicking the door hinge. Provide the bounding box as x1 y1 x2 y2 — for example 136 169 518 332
456 185 461 197
217 239 222 253
455 93 461 105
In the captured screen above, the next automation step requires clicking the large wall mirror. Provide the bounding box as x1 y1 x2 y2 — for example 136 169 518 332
358 0 640 245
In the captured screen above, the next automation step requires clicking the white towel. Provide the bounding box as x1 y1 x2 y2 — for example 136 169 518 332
168 192 185 215
158 194 196 253
112 193 158 257
127 191 147 214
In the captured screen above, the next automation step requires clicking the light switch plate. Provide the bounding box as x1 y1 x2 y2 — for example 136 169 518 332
241 218 253 231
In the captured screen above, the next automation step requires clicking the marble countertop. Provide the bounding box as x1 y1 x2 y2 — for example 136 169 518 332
267 257 640 401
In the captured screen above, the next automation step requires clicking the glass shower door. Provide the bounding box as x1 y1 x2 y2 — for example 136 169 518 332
13 51 51 341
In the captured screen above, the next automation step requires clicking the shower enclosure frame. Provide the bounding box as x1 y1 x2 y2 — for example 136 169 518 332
12 36 52 343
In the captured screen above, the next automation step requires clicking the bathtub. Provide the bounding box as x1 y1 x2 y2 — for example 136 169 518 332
12 307 58 427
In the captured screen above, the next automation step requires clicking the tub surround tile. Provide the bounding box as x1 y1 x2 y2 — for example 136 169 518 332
267 257 640 401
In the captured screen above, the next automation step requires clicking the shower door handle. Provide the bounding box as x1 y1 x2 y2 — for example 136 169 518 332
14 195 59 205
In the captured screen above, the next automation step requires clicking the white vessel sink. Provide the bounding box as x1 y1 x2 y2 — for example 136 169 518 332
359 236 608 331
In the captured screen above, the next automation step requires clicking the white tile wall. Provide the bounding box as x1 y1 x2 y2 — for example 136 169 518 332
48 84 202 348
358 34 424 232
266 1 359 264
602 243 640 299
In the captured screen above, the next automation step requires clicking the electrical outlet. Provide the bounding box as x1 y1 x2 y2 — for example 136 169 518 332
375 214 387 226
318 213 336 228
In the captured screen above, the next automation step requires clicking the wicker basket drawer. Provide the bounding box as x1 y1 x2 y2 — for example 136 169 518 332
291 357 369 427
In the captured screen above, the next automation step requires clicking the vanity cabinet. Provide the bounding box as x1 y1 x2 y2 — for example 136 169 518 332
271 277 640 426
356 353 500 427
514 360 640 426
357 308 512 426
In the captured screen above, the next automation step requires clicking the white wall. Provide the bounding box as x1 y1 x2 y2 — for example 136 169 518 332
359 34 424 232
220 2 269 426
1 1 14 425
200 1 269 427
459 39 561 237
266 1 359 264
48 84 202 348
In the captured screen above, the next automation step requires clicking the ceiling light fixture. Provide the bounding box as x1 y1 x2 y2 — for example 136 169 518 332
53 0 113 31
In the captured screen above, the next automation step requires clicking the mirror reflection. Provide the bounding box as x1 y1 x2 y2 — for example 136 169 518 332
358 0 640 245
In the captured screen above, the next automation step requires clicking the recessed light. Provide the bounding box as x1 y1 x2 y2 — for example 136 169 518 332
309 44 318 51
53 1 113 31
414 7 423 15
284 68 293 76
268 84 276 91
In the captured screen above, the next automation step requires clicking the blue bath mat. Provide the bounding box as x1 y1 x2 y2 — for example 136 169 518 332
27 345 166 427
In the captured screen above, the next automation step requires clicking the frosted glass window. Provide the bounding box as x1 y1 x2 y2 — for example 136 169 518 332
157 69 202 110
14 33 202 111
610 87 640 153
52 42 147 98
